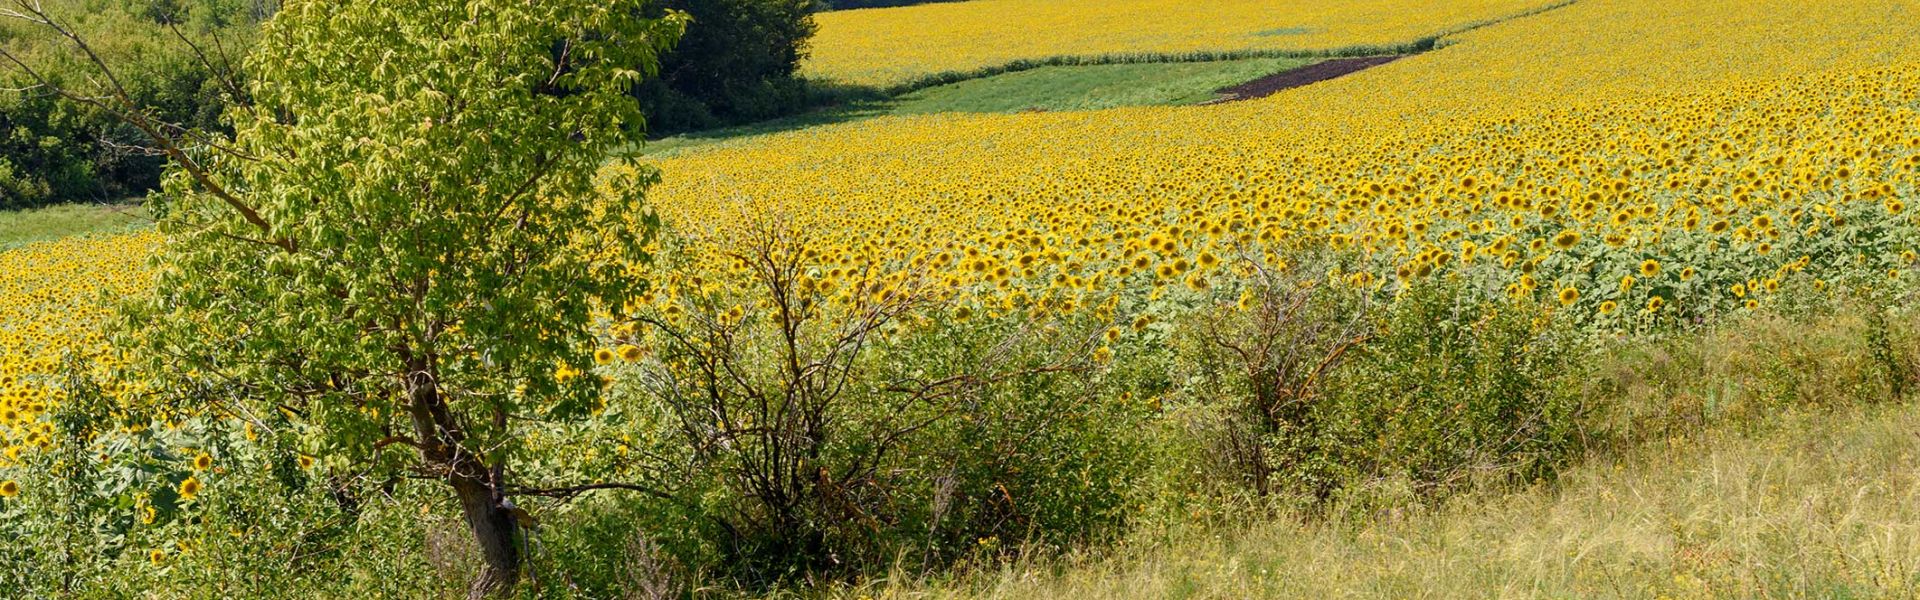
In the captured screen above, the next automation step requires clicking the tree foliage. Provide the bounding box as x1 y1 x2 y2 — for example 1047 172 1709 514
20 0 689 594
635 0 820 134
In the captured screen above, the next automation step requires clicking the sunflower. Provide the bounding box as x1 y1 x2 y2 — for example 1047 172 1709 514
617 344 644 362
192 452 212 471
299 454 316 470
1552 230 1580 249
1639 259 1660 278
1196 251 1220 269
1646 296 1666 312
178 476 202 501
1184 273 1210 291
1598 300 1618 314
0 479 17 497
593 348 615 366
1557 287 1580 306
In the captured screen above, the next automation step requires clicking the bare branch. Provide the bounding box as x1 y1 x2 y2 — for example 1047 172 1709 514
506 481 674 501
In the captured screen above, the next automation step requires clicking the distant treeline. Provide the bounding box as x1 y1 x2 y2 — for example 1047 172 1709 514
0 0 828 209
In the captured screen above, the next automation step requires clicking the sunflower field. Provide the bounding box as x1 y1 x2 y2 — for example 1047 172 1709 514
647 0 1920 339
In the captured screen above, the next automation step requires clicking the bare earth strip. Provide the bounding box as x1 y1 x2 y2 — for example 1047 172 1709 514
1206 55 1406 103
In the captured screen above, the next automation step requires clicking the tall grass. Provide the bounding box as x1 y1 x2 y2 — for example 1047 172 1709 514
832 298 1920 599
869 402 1920 599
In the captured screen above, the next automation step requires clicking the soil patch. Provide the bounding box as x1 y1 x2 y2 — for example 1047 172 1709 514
1205 55 1406 103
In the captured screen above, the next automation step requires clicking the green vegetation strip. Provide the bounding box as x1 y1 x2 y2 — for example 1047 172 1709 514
0 203 147 249
890 57 1314 113
644 56 1314 155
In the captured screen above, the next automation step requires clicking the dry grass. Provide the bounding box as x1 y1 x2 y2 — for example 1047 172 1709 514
850 402 1920 599
827 306 1920 599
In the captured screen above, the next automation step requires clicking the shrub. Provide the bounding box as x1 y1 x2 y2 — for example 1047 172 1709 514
1318 283 1585 505
610 224 1148 584
1167 254 1373 504
1165 273 1586 511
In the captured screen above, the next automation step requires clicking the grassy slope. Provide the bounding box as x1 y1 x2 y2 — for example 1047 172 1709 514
642 57 1311 155
0 203 146 249
884 403 1920 599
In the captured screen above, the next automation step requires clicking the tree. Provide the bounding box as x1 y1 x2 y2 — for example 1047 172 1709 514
0 0 685 595
634 0 818 133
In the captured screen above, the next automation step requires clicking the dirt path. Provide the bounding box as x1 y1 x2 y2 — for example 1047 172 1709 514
1205 55 1406 103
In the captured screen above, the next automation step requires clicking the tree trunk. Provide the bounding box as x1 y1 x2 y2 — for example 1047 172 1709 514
404 353 522 598
453 472 521 599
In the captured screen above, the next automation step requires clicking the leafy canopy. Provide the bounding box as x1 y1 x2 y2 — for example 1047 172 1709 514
128 0 685 473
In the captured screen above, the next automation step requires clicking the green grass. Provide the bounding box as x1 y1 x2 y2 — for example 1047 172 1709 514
866 402 1920 599
642 56 1313 155
0 202 147 249
887 57 1312 114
